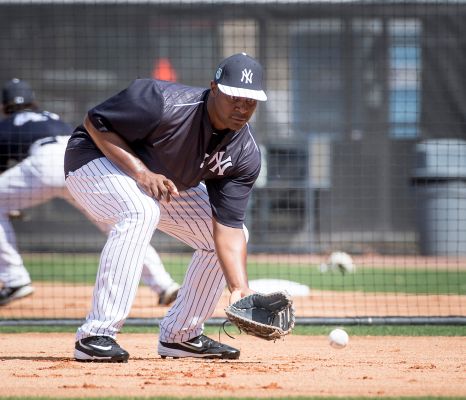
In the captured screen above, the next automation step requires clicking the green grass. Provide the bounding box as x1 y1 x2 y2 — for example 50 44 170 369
23 254 466 295
0 325 465 336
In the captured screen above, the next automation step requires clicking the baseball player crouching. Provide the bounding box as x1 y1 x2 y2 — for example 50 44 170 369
0 79 180 307
65 53 267 362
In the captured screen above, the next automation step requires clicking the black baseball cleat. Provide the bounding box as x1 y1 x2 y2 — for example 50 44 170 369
158 334 240 359
158 282 181 306
0 284 34 306
74 336 129 363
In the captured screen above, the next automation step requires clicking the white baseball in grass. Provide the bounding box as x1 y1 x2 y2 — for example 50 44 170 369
328 251 356 274
328 328 349 349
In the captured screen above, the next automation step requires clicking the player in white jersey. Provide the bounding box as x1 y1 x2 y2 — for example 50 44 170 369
0 79 180 306
66 53 267 362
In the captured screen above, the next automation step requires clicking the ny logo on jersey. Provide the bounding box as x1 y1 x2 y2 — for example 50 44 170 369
241 69 253 84
200 152 233 176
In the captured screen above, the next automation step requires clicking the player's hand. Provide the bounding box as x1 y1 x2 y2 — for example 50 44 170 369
152 173 179 202
229 287 255 305
136 171 179 202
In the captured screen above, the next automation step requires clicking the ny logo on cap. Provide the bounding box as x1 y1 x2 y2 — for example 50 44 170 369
241 69 253 84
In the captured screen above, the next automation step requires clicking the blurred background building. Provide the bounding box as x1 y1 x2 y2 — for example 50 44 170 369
1 0 465 255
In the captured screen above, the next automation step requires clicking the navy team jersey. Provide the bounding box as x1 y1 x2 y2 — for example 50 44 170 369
0 110 73 172
65 79 261 228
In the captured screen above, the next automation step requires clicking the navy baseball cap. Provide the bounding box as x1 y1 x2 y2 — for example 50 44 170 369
214 53 267 101
2 78 35 106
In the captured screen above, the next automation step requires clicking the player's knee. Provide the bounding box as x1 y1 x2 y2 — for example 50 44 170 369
139 200 160 227
124 198 160 228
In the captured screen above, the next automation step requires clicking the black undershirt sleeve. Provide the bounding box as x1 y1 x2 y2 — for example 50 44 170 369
87 79 164 142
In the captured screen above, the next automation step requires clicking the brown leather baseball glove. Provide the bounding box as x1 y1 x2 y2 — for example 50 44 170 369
224 291 295 341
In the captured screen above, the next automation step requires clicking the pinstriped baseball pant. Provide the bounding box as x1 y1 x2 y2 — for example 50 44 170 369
0 139 175 294
66 157 225 343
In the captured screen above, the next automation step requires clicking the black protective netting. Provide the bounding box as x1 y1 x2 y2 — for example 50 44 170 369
0 1 464 322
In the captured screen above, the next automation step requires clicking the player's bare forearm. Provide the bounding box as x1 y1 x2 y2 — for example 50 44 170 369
84 116 178 201
212 219 253 304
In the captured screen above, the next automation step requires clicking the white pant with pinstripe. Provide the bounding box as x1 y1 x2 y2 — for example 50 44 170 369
66 157 225 343
0 139 176 295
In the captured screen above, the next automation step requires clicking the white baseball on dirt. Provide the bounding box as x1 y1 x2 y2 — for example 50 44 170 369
328 328 349 349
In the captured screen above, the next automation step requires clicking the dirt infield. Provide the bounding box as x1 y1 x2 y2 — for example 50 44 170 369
0 333 465 398
1 254 464 398
1 252 464 320
1 282 464 319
